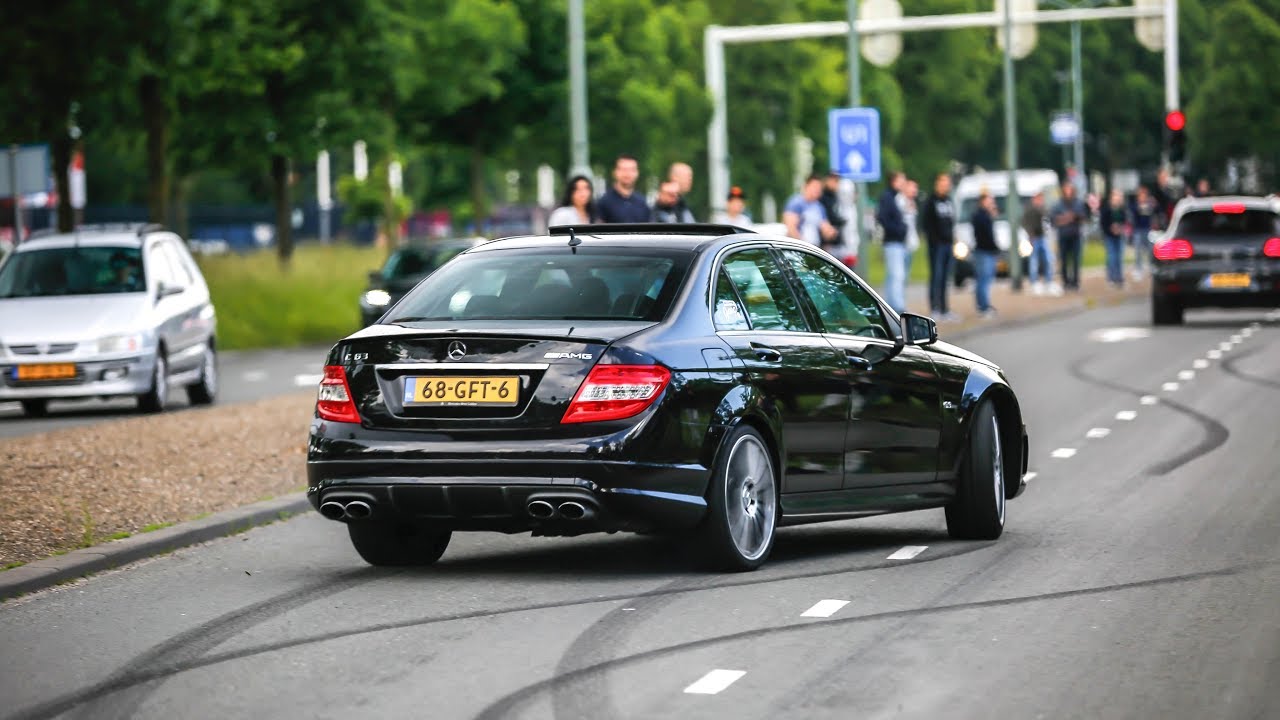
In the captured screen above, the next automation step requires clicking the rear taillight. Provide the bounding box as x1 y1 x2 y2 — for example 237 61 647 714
317 365 360 423
562 364 671 424
1153 238 1194 261
1264 238 1280 258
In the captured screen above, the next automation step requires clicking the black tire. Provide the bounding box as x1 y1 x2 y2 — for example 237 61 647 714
20 399 48 417
186 344 218 405
696 425 779 572
945 401 1006 540
1152 295 1184 325
348 522 452 567
138 353 169 413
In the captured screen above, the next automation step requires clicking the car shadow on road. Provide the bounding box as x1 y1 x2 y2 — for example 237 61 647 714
396 521 954 580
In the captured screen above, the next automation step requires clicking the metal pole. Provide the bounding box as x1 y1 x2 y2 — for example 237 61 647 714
9 145 23 243
568 0 589 176
1071 19 1085 191
706 28 729 215
847 0 865 244
1003 0 1023 291
1163 0 1178 111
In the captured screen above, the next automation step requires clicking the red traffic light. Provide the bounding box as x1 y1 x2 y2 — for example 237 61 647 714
1165 110 1186 132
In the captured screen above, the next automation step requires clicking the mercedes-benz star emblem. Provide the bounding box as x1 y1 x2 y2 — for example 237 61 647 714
446 341 467 360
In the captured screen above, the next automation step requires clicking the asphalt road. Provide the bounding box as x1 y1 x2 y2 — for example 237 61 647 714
3 302 1279 720
0 347 329 439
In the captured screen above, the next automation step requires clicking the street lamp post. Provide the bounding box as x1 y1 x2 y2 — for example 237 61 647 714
568 0 589 176
1041 0 1115 190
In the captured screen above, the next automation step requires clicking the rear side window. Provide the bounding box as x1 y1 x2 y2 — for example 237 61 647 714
1175 209 1280 238
720 249 808 332
385 247 691 322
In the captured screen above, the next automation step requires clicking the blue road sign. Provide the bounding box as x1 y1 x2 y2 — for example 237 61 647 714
828 107 881 182
1050 111 1079 146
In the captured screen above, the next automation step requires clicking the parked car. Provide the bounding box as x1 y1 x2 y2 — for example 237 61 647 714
309 223 1029 571
0 224 217 416
952 169 1058 285
1151 196 1280 325
359 238 488 327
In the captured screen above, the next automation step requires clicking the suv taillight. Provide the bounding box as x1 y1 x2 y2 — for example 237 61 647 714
317 365 360 423
1153 238 1194 261
562 364 671 424
1264 238 1280 258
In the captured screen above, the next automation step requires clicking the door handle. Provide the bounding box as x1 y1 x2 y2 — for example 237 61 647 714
750 343 782 362
845 351 873 372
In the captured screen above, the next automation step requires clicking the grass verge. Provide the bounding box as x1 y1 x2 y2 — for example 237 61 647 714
196 243 387 350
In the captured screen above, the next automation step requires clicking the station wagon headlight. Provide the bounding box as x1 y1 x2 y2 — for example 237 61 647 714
953 242 970 261
362 289 392 307
96 333 145 354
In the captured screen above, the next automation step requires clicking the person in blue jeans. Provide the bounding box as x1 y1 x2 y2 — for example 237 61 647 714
1099 188 1130 287
1129 184 1157 280
971 193 999 317
876 172 909 314
1021 191 1056 294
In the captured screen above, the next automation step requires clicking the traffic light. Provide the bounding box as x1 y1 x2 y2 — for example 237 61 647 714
1164 110 1186 164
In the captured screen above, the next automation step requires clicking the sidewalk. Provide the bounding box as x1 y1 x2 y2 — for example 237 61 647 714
903 267 1148 337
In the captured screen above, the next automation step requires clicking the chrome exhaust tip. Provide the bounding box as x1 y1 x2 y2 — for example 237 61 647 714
527 500 556 519
558 501 588 520
344 500 373 520
319 501 347 521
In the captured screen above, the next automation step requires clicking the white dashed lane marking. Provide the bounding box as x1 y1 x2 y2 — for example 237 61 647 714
1162 382 1180 392
1023 472 1038 483
1178 370 1195 381
1086 428 1111 439
887 546 929 561
1116 410 1137 421
801 600 850 618
294 373 324 387
1192 359 1209 370
243 370 268 382
1051 448 1078 459
684 670 746 695
1230 334 1243 343
1208 349 1222 360
1219 342 1233 351
1140 395 1159 405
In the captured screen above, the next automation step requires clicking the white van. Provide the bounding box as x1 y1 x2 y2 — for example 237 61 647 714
952 169 1060 279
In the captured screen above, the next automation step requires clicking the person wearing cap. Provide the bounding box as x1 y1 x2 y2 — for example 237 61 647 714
712 186 753 229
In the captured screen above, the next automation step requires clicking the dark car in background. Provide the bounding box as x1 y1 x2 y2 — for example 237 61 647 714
1151 196 1280 325
309 224 1029 571
359 238 487 326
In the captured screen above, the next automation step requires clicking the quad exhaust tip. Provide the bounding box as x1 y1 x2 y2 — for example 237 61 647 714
558 501 587 520
319 501 347 520
527 500 556 519
344 500 372 520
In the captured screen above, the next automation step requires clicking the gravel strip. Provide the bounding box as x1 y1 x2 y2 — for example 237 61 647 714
0 393 314 567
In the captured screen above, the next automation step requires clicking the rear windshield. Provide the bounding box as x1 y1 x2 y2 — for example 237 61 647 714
1175 209 1279 238
384 247 692 322
0 246 145 298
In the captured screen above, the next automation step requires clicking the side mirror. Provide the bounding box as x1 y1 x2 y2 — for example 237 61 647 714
157 282 185 299
368 270 383 285
902 313 938 346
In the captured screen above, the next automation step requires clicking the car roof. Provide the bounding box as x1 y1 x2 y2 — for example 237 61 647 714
955 169 1059 198
12 232 145 252
1174 195 1279 213
473 226 803 256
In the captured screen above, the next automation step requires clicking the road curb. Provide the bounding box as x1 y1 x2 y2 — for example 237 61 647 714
0 493 312 602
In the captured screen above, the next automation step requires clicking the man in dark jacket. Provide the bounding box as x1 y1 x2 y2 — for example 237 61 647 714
920 172 956 319
876 171 908 314
972 192 999 317
819 171 847 251
597 154 651 223
1051 181 1088 290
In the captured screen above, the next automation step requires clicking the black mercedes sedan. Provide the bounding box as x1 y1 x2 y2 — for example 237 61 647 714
309 224 1029 571
1151 196 1280 325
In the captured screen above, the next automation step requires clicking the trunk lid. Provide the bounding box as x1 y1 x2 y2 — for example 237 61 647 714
338 320 654 430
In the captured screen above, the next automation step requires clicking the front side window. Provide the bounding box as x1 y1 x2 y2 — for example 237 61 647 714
0 246 146 298
386 248 691 322
720 248 808 332
780 249 892 339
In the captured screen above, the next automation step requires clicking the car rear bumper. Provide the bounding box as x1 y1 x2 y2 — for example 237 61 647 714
1153 263 1280 308
0 353 156 400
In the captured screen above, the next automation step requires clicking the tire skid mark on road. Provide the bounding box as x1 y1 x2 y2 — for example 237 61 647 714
470 560 1272 720
13 570 381 720
1068 357 1229 477
13 541 994 720
1220 342 1280 392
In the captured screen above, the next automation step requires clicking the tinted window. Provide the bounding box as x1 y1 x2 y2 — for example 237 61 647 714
713 269 749 330
721 249 808 332
386 247 690 322
0 246 145 298
1174 209 1279 238
780 249 891 339
381 244 470 280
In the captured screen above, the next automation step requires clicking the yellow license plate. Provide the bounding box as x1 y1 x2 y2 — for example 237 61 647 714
403 376 519 406
1208 273 1251 289
16 363 77 381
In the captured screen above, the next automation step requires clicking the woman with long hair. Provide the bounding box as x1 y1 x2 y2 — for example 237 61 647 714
548 175 597 226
